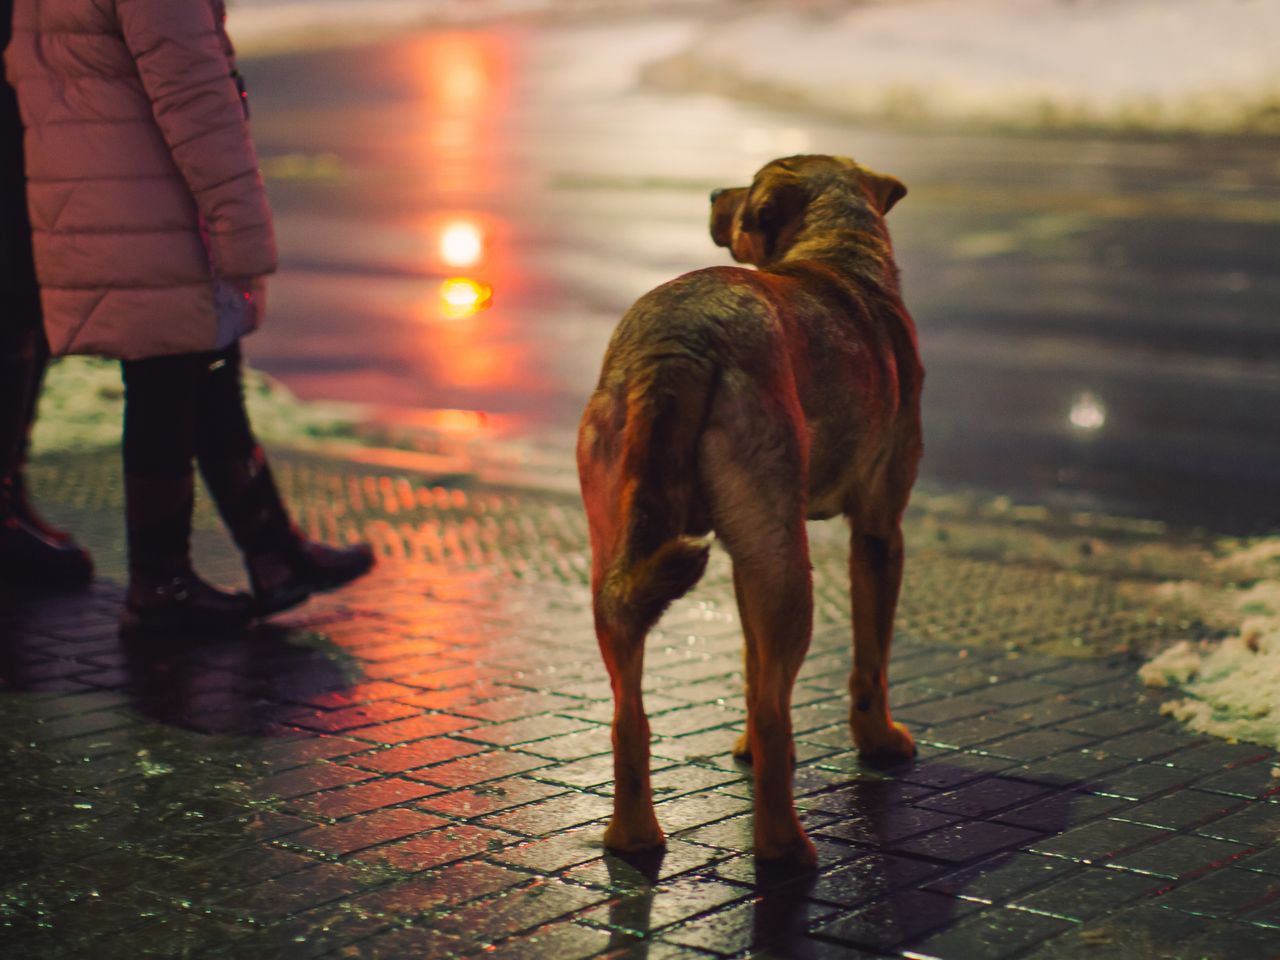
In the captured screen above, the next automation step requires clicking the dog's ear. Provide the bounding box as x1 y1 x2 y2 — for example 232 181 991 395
863 170 907 215
741 175 807 262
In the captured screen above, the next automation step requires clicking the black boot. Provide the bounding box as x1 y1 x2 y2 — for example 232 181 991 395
199 446 374 617
122 471 253 634
0 329 93 584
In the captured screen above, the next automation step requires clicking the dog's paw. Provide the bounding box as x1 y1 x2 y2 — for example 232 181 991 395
604 817 666 854
754 829 818 869
852 719 917 763
731 732 753 763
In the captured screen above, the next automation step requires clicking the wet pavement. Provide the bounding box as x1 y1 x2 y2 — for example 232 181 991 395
238 16 1280 535
3 447 1279 958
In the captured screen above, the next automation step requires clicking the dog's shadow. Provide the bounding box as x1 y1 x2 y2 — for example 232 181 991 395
596 757 1078 958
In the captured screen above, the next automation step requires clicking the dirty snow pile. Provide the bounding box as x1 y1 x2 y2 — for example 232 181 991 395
31 357 364 455
646 0 1280 134
226 0 719 53
1141 556 1280 748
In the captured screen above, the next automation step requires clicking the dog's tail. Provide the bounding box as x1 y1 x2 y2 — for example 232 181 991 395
594 358 718 636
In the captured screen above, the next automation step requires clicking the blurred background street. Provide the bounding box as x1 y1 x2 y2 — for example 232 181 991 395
221 1 1280 535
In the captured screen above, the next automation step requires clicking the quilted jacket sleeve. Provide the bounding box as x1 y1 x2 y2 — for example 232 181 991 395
116 0 277 279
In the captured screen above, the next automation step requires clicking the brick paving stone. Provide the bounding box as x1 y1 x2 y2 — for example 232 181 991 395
483 921 615 960
339 736 486 773
907 904 1075 959
251 762 376 801
409 749 551 788
815 805 960 846
659 792 756 836
494 824 606 873
210 861 369 923
350 861 529 918
336 923 466 958
1012 866 1163 920
1237 846 1280 877
342 711 478 745
1194 762 1280 800
922 850 1077 903
533 753 626 790
800 851 949 907
515 727 616 761
1156 867 1280 917
660 895 838 956
288 776 441 818
433 878 609 944
918 715 1024 750
994 790 1134 834
980 728 1098 762
1162 742 1275 771
813 888 981 951
254 735 371 768
1194 802 1280 846
914 776 1054 818
1111 789 1246 830
1097 728 1200 762
480 790 614 836
1110 833 1257 881
1021 904 1215 960
281 701 422 733
895 696 1004 725
579 874 750 936
1030 819 1169 864
354 822 515 870
987 697 1100 729
418 778 566 818
461 714 595 747
287 807 446 856
566 841 729 892
452 691 585 723
893 751 1020 790
892 821 1044 865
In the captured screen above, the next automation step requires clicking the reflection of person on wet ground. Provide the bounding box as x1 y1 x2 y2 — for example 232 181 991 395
4 0 374 630
0 0 93 586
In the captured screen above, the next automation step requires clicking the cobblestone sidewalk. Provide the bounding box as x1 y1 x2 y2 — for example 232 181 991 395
2 449 1277 959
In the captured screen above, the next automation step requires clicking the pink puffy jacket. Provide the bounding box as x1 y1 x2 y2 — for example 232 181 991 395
4 0 277 359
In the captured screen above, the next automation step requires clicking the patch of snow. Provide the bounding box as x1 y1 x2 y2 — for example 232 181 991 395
31 357 367 456
226 0 721 54
646 0 1280 134
1142 575 1280 748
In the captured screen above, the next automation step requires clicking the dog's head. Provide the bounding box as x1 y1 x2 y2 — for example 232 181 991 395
709 155 906 267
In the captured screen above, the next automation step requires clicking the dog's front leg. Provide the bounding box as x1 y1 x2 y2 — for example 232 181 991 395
848 526 916 760
597 621 664 852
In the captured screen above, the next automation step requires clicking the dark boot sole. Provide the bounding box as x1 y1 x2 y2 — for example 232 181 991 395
253 549 374 619
119 608 253 637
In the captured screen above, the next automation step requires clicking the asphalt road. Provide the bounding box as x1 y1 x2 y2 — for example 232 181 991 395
240 16 1280 535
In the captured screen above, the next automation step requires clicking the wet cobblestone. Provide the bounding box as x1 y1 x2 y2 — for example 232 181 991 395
2 449 1278 958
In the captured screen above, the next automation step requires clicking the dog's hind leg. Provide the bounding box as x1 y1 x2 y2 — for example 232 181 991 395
705 421 817 866
847 524 916 761
595 607 665 852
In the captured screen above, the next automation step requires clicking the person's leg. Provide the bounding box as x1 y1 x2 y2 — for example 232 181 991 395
194 344 373 616
0 312 93 583
120 351 251 631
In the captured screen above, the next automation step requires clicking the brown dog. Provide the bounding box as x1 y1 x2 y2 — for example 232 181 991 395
577 155 922 866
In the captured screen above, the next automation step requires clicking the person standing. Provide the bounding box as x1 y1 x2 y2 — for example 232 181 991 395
5 0 373 630
0 0 93 584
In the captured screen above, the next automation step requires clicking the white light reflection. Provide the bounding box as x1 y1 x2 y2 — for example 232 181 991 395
1069 391 1107 432
440 220 484 268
